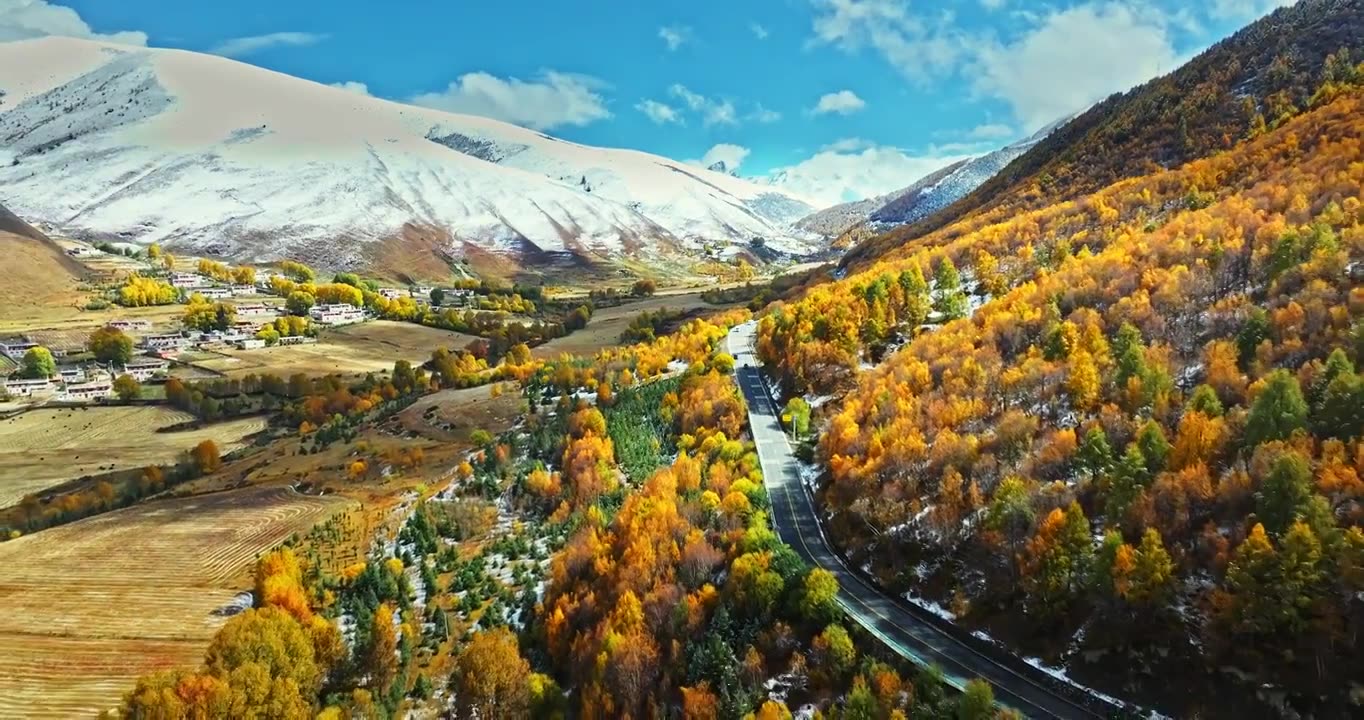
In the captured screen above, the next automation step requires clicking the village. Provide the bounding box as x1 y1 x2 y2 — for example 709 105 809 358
1 244 480 406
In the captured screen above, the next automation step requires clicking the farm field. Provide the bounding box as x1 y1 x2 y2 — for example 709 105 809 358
533 291 728 358
0 302 186 338
0 486 349 718
0 406 268 508
188 320 478 379
397 384 523 443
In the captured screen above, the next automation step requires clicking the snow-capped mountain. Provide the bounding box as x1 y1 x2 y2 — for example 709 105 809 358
793 160 968 238
793 119 1070 238
0 37 821 272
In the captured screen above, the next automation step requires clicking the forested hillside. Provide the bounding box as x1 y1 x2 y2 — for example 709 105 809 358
757 53 1364 715
843 0 1364 270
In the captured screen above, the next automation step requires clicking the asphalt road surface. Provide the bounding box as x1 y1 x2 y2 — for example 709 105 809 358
726 320 1122 720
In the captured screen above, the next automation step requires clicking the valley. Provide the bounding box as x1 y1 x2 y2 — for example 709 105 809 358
2 0 1363 718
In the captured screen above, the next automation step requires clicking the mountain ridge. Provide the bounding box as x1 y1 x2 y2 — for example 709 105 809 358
0 37 823 277
793 117 1069 242
841 0 1364 269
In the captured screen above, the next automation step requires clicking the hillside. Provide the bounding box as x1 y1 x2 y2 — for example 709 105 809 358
842 0 1364 269
794 160 967 238
0 37 821 278
796 118 1066 245
756 53 1364 716
0 203 87 325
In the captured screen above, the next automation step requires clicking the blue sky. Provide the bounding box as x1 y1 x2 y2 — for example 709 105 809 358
1 0 1292 205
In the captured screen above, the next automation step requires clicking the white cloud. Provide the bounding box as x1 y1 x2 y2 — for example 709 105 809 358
658 25 691 51
980 0 1007 10
0 0 146 45
812 89 866 115
330 81 371 95
821 137 874 153
410 71 611 131
971 3 1178 131
697 143 751 171
809 0 965 85
668 84 738 127
748 103 782 123
636 98 683 124
210 31 327 58
750 22 770 39
966 122 1013 140
766 143 973 207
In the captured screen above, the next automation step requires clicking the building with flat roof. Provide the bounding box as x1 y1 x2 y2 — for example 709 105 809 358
3 377 52 396
309 304 365 325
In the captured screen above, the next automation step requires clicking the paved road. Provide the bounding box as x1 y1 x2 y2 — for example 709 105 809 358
727 321 1121 720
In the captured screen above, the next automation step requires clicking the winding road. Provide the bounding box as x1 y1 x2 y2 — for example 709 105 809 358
727 321 1124 720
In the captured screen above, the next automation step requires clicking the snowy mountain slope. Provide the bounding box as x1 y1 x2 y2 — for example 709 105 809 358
0 37 821 272
791 119 1070 239
868 119 1068 226
793 160 969 238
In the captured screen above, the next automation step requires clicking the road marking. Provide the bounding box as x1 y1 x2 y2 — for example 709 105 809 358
726 323 1102 720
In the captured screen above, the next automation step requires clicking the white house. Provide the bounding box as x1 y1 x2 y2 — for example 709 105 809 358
58 366 86 383
0 339 39 359
410 285 433 298
236 338 267 350
190 287 232 300
309 304 365 326
107 319 152 331
170 272 207 289
144 334 190 351
3 377 52 396
121 358 170 381
277 335 316 346
61 380 113 401
236 303 279 320
378 288 404 300
230 284 256 296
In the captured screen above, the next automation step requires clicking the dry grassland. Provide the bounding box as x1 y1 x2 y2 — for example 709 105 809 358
0 486 349 718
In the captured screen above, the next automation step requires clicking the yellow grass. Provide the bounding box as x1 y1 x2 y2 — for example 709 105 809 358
0 486 349 718
398 384 523 443
0 407 268 508
190 320 478 379
532 291 722 359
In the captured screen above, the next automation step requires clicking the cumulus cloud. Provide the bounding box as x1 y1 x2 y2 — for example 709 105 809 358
636 98 683 124
750 22 770 39
748 103 782 123
210 31 328 58
966 122 1013 140
808 0 1208 131
808 0 965 86
330 81 371 95
658 25 691 51
971 3 1178 130
411 71 611 131
697 143 751 171
766 143 973 207
0 0 146 45
812 89 866 115
668 84 738 127
820 137 875 153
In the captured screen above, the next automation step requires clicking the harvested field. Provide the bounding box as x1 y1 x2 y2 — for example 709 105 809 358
533 291 729 358
397 384 523 443
0 303 186 338
0 485 349 718
190 320 478 379
0 406 268 508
